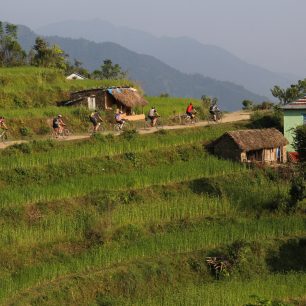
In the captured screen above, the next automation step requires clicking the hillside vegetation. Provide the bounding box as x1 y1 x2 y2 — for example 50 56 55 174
0 66 134 108
0 67 208 138
0 123 305 305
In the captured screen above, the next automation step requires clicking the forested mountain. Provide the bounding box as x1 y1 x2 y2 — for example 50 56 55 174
18 25 266 110
37 19 295 97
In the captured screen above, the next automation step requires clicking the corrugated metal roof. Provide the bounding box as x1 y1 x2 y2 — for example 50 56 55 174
282 96 306 109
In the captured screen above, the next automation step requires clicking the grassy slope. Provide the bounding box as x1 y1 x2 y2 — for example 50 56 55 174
0 67 206 138
0 123 304 305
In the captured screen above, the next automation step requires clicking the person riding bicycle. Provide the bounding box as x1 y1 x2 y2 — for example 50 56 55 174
53 114 65 136
115 111 126 130
148 106 159 127
0 117 8 130
89 110 103 133
209 99 220 122
186 102 195 119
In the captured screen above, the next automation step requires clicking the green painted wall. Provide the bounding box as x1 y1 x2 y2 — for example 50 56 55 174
283 109 306 151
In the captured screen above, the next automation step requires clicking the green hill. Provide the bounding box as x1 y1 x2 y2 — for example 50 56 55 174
17 25 268 111
0 124 305 305
0 66 134 108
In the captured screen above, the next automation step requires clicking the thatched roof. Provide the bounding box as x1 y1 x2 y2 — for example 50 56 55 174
219 128 288 151
108 87 148 108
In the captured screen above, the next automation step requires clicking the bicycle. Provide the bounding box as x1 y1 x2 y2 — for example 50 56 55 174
207 111 223 124
183 114 199 125
87 122 105 135
52 127 71 138
0 129 8 143
144 116 163 129
114 120 130 132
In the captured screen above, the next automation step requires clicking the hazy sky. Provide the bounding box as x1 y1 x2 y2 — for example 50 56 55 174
1 0 305 76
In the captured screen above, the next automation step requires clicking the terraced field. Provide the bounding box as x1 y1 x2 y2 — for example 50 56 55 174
0 122 305 306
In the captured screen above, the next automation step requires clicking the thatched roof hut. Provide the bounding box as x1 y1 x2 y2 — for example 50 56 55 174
58 87 148 116
212 128 288 163
107 88 148 108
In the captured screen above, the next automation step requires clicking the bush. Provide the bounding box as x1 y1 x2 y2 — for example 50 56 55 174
19 126 33 137
249 110 283 131
121 129 138 141
242 100 254 110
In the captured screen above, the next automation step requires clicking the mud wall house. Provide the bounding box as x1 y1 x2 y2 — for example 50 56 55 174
58 87 148 119
212 128 288 163
282 96 306 152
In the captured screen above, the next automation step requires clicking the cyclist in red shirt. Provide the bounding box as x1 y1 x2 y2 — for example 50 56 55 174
186 102 194 119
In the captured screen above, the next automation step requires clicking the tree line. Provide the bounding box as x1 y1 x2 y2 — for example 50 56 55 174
0 22 127 80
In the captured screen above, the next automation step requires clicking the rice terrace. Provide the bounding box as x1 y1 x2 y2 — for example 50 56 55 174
0 10 305 306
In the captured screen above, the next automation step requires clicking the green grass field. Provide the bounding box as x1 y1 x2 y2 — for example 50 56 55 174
0 67 208 139
0 67 305 305
0 121 304 306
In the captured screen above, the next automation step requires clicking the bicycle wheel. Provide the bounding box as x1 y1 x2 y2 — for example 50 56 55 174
192 117 199 124
114 123 121 132
0 131 8 143
63 128 71 137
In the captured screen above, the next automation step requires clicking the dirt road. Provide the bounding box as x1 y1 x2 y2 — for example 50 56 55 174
0 111 250 149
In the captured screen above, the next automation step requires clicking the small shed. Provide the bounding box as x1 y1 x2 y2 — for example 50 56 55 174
58 87 148 118
282 96 306 152
212 128 288 163
66 73 87 80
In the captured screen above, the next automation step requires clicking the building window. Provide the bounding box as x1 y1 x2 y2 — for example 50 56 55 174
303 114 306 125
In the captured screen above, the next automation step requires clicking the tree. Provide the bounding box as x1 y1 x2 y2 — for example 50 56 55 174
65 58 90 78
271 80 306 105
30 37 68 70
0 22 26 67
92 59 127 80
242 100 253 110
293 125 306 162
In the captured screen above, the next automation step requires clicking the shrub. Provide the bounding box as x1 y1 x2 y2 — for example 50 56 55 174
19 127 33 137
121 129 138 141
242 100 254 110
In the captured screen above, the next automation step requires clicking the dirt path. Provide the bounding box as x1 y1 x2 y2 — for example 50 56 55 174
0 111 250 149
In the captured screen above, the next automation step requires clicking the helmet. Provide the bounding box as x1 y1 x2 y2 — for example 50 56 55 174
58 114 62 118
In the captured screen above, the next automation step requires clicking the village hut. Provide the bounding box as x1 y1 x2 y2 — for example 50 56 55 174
58 87 148 120
212 128 288 163
66 73 87 80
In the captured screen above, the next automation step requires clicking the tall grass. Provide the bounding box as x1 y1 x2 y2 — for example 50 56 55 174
135 273 306 306
0 216 304 302
0 123 242 171
0 156 246 208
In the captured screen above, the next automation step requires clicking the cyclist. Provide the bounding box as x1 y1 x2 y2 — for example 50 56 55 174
186 102 195 119
148 106 159 127
53 114 66 137
0 117 8 130
115 111 126 130
209 99 220 121
89 110 103 133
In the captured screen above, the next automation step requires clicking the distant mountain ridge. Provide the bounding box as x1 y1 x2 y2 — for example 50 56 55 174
36 19 296 97
17 24 266 111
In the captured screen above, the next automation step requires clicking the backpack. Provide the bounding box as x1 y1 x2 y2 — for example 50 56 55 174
53 117 59 125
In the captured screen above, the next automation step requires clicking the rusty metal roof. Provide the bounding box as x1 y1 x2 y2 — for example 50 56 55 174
282 97 306 109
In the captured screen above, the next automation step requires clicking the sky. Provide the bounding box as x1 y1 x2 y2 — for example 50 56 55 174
1 0 305 77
